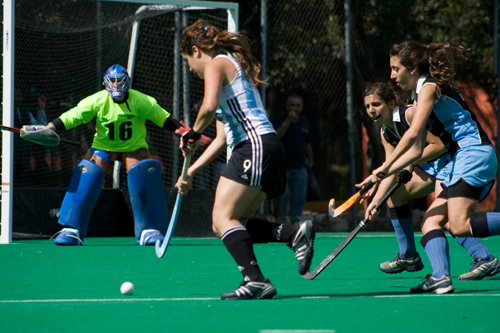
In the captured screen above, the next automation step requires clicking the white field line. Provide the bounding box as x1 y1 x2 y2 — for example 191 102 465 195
260 330 336 333
1 293 499 303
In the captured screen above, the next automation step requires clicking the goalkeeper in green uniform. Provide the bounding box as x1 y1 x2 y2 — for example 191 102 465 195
46 64 191 246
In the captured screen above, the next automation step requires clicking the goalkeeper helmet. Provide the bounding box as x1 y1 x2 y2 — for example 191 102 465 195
103 65 131 99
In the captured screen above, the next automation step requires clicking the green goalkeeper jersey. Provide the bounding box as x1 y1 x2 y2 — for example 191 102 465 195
60 89 170 152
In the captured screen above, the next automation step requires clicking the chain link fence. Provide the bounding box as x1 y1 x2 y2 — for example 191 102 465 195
239 0 499 214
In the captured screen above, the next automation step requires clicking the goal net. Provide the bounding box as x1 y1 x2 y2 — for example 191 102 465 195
1 0 238 243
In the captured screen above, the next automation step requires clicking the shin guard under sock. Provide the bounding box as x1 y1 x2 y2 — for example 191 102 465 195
240 218 299 244
389 204 416 257
221 226 265 281
453 234 492 261
421 229 450 278
470 212 500 237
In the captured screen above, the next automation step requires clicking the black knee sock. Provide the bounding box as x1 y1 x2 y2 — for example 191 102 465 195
221 226 265 281
241 218 299 244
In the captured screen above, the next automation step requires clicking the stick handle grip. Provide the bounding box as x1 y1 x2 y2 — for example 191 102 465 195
180 154 191 181
371 170 412 213
358 180 374 195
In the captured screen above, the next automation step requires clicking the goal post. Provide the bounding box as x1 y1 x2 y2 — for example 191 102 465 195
1 0 15 244
1 0 238 244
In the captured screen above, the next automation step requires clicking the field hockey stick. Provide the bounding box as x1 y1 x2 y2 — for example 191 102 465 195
329 172 385 218
303 169 412 280
0 124 80 146
328 180 375 218
155 153 192 258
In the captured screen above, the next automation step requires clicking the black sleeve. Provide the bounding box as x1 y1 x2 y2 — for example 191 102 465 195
163 116 182 132
51 118 66 131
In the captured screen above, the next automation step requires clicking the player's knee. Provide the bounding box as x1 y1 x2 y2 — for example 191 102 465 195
89 149 112 172
421 214 442 234
211 211 223 235
469 212 490 238
388 189 409 207
448 220 473 237
211 224 222 238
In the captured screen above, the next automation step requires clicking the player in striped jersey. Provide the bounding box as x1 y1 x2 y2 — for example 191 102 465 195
175 20 315 300
360 41 500 294
362 82 499 280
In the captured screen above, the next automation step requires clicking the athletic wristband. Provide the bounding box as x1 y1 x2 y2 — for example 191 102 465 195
163 116 182 132
51 118 66 131
180 128 202 149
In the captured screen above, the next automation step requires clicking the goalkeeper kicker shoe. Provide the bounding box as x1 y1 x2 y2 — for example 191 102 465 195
221 279 277 300
458 256 500 281
53 228 84 246
289 220 315 275
410 274 454 294
138 229 164 246
379 252 424 274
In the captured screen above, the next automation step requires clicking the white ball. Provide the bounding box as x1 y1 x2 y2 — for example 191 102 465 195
120 281 134 295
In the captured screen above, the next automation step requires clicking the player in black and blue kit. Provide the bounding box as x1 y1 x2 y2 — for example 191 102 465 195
362 82 499 281
360 41 500 294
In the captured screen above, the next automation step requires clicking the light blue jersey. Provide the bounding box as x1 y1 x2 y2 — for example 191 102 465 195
414 75 491 156
381 104 452 181
414 75 496 190
214 55 276 148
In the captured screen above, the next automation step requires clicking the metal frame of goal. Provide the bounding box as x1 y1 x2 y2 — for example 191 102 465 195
1 0 238 244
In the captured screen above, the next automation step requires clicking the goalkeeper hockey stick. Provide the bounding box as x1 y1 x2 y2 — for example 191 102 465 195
303 169 412 280
0 124 80 146
155 153 192 258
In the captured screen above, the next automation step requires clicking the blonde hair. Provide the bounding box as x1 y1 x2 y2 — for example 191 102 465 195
180 19 265 86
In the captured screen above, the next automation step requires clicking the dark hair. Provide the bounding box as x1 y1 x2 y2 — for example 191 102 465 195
180 19 264 85
390 40 468 88
364 82 405 106
286 93 303 105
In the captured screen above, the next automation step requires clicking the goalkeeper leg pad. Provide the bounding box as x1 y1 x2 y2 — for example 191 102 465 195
56 159 104 243
128 159 169 245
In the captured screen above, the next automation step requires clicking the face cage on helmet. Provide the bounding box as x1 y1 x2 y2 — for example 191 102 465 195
103 74 130 99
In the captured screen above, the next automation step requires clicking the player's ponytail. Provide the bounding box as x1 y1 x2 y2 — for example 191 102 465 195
426 43 469 88
213 31 265 86
180 19 265 86
391 40 469 89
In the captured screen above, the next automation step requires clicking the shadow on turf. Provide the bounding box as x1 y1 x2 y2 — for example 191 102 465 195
279 291 412 299
277 288 499 299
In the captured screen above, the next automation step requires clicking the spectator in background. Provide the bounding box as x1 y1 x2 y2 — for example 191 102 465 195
272 93 313 217
25 87 55 187
10 86 50 187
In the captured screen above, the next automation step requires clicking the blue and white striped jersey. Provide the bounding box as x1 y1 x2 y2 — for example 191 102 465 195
214 55 276 148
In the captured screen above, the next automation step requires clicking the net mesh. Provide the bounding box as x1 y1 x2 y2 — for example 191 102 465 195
2 0 229 191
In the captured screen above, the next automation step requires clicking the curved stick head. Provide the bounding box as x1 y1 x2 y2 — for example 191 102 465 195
328 198 336 218
155 239 165 258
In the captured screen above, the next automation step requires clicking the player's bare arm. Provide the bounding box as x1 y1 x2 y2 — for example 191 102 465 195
369 84 437 183
177 121 227 195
